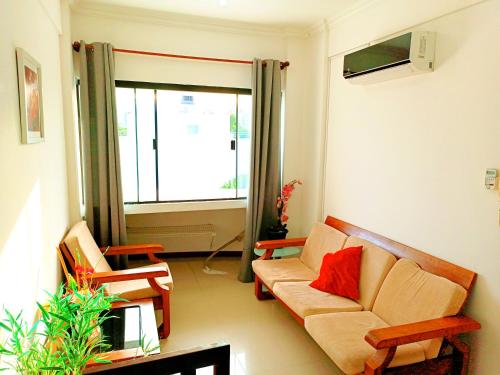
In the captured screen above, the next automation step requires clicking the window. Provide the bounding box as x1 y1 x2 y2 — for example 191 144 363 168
115 81 252 204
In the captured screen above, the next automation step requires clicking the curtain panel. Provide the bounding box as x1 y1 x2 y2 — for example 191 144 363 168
238 59 282 282
78 41 128 269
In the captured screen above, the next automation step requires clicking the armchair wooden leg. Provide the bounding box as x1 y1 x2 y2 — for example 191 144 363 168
254 276 273 300
160 291 171 339
148 279 171 339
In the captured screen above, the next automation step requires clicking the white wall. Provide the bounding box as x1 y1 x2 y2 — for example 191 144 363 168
60 0 82 224
324 0 500 373
294 26 330 234
70 4 311 248
0 0 69 320
282 35 308 236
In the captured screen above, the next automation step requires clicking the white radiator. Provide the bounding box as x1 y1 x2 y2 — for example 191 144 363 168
127 224 216 253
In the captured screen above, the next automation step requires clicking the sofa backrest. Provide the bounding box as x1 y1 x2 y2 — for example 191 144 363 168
324 216 476 293
300 222 348 273
62 221 112 273
372 258 467 359
343 236 397 310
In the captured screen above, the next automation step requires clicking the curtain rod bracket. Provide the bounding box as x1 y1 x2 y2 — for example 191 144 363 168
280 61 290 70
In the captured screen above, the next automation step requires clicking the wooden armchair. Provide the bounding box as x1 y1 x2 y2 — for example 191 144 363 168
59 221 173 339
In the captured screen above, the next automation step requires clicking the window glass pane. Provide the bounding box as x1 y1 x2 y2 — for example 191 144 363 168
156 91 237 201
136 89 157 202
237 95 252 198
116 87 138 203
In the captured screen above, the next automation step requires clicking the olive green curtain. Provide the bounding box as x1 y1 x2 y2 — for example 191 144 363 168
78 41 128 269
238 59 282 282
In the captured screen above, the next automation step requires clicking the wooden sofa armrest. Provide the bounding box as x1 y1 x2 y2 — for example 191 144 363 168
255 237 307 260
100 244 164 255
85 267 169 284
365 315 481 350
255 237 307 250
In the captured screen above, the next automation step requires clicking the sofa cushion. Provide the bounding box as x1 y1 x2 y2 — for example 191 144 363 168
106 262 173 300
304 311 426 375
252 258 316 288
299 222 348 273
309 246 363 300
273 281 362 318
343 236 397 310
63 221 112 273
372 258 467 359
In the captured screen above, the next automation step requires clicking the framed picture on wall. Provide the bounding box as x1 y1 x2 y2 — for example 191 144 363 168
16 47 44 144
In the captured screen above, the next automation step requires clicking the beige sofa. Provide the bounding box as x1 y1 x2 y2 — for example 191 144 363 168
252 216 480 375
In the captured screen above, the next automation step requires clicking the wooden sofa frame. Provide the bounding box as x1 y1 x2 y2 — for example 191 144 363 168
254 216 481 375
59 242 171 339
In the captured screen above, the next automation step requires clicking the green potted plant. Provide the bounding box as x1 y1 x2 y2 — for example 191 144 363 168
0 252 122 374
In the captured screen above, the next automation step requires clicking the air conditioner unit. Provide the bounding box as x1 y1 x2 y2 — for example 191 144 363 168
343 31 436 84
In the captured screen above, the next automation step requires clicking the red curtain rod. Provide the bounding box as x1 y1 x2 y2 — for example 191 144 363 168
72 41 290 70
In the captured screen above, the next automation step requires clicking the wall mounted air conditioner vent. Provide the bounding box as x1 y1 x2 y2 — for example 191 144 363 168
343 31 435 84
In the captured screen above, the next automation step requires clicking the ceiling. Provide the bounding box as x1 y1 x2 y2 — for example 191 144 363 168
77 0 368 28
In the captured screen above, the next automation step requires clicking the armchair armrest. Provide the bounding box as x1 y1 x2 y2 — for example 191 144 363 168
85 267 169 284
365 315 481 350
255 237 307 250
100 244 164 256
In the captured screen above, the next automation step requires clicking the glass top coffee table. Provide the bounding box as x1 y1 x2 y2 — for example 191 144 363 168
254 246 301 258
85 299 160 370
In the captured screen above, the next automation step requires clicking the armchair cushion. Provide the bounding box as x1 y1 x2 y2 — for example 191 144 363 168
343 236 397 310
372 258 467 359
304 311 425 375
299 222 348 273
63 221 112 273
106 262 173 300
273 281 362 318
252 258 316 288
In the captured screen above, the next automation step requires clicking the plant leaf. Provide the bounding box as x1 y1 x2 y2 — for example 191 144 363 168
47 311 69 323
0 321 12 332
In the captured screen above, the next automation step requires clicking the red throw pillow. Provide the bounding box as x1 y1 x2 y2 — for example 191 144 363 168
309 246 363 300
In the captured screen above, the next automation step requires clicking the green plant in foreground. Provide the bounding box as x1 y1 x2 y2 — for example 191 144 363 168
0 277 122 374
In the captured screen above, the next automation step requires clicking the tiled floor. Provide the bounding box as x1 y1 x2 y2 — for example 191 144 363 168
155 257 343 375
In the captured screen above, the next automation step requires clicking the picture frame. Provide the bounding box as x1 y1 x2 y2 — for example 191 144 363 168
16 47 44 144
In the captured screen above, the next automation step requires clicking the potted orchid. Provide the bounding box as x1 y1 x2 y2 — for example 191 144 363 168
267 179 302 240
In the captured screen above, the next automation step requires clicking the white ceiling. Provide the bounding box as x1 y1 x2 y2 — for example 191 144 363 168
77 0 368 28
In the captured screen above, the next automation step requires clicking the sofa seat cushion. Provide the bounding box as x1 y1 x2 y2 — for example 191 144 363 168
273 281 362 318
252 258 316 288
105 262 173 300
372 258 467 359
305 311 426 375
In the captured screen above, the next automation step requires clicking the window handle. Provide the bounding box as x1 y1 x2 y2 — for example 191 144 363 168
230 139 236 150
153 139 157 150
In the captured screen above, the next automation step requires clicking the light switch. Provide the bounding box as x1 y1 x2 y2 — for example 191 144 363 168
485 169 497 190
